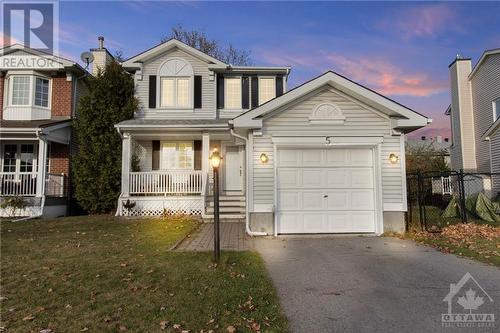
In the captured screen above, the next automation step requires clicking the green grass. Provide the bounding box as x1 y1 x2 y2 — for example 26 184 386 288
0 216 288 332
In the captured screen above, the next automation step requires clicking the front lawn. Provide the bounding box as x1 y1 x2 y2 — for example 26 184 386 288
0 216 288 332
406 224 500 266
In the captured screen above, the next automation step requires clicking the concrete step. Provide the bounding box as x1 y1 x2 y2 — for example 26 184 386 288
206 196 245 201
202 213 246 221
207 201 245 207
206 206 246 214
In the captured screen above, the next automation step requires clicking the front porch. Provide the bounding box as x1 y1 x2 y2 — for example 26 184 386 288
116 120 246 218
0 120 71 218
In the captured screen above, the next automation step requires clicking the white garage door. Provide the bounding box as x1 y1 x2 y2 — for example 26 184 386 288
277 148 376 234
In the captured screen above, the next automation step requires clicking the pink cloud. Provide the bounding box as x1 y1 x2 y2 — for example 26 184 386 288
376 4 461 40
0 32 19 47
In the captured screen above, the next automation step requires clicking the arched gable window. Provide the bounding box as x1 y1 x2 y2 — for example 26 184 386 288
309 102 346 125
157 58 194 108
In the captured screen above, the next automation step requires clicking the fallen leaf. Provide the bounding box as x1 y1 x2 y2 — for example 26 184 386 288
227 325 236 333
160 321 169 330
40 329 52 333
23 314 35 321
80 328 89 332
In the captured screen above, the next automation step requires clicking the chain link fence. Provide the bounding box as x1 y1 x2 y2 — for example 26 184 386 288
406 171 500 232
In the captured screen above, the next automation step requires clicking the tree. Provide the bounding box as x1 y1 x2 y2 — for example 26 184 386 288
162 25 252 65
72 61 138 214
405 141 450 174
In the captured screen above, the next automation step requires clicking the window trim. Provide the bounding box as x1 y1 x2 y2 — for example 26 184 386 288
7 74 51 109
1 143 38 175
158 76 193 109
224 76 242 110
258 76 276 105
159 141 194 170
493 97 500 122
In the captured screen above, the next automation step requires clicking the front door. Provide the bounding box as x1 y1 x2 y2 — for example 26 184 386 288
224 146 243 192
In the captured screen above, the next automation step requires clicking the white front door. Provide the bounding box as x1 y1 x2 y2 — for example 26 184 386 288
224 146 243 191
277 148 376 234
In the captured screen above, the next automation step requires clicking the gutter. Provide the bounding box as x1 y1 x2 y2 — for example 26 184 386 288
229 128 267 236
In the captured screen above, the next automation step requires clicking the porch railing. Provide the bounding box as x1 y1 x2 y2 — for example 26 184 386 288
129 170 204 195
45 173 65 197
0 172 37 196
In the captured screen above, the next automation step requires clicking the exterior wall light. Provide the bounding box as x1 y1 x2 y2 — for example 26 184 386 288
389 153 399 164
260 153 269 164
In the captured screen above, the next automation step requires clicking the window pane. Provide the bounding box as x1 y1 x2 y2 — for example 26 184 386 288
35 77 49 107
495 99 500 121
225 78 241 109
3 144 17 172
161 78 175 107
259 78 275 105
20 144 34 173
177 78 189 107
12 76 30 105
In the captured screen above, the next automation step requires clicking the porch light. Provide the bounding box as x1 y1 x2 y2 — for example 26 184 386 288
209 148 222 169
260 153 269 164
389 153 399 164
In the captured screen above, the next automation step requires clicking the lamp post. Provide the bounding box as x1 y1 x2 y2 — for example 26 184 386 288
209 148 221 262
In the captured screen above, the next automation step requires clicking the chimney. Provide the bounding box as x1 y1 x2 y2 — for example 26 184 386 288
421 136 426 141
449 56 476 170
91 36 114 76
436 136 443 143
444 138 449 142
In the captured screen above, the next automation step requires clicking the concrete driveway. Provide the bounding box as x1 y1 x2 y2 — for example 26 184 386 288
255 236 500 333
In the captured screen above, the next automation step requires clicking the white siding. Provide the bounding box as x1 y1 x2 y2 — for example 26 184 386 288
490 130 500 195
471 54 500 173
251 87 405 211
136 48 215 119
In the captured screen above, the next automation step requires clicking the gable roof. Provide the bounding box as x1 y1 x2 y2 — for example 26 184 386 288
122 38 227 69
0 44 86 74
469 48 500 79
232 71 430 130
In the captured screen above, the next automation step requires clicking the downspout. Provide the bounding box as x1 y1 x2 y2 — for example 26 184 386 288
14 130 46 221
115 126 124 216
230 128 267 236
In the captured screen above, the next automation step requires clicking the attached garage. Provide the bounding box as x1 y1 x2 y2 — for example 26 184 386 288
277 147 376 234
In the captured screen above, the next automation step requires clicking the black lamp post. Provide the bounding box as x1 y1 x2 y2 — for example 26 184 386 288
209 148 221 262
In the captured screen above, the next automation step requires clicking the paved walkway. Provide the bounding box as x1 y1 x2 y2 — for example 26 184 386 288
255 236 500 333
176 222 253 251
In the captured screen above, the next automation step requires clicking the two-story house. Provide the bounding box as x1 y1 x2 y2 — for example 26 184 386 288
446 48 500 195
115 39 429 235
0 44 88 218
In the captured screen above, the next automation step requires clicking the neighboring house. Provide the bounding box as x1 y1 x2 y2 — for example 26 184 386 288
115 39 429 235
406 135 451 167
0 44 88 218
446 49 500 175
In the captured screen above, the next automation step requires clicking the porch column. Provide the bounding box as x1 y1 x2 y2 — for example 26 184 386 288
121 133 132 197
36 137 48 197
202 132 210 176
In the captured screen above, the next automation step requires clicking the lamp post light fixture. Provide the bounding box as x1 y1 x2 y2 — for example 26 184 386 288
209 148 222 262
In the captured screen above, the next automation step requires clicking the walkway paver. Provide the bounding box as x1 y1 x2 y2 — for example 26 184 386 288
176 222 253 251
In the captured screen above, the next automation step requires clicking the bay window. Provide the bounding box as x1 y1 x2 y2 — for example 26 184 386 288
160 77 190 108
8 75 51 108
259 77 276 105
35 77 50 107
225 77 241 109
11 76 30 105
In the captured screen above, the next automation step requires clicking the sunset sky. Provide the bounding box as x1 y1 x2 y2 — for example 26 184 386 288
5 1 500 138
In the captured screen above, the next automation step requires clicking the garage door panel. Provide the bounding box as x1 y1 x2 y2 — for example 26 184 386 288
278 149 300 167
302 192 324 209
326 149 349 166
278 169 300 188
350 149 373 166
326 192 349 209
326 212 375 233
302 150 323 166
351 191 375 210
351 169 374 188
302 169 323 187
279 213 302 233
326 169 351 187
279 191 300 210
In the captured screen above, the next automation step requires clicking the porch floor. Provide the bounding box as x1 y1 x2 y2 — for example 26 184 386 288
175 222 253 251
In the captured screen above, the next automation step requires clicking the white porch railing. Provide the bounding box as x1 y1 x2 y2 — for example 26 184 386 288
441 176 453 195
0 172 37 196
129 170 204 195
45 173 65 197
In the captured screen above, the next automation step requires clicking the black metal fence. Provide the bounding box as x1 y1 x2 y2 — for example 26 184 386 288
406 171 500 232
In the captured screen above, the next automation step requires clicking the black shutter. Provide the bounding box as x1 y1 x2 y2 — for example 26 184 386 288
194 75 202 108
193 140 202 170
216 75 224 109
276 75 284 97
152 141 160 170
148 75 156 109
242 76 249 109
251 76 259 108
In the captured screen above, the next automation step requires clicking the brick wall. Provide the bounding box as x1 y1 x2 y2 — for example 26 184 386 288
51 75 73 117
49 142 71 196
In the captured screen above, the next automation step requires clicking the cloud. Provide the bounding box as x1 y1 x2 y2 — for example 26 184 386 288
0 32 19 47
376 4 461 40
257 48 448 97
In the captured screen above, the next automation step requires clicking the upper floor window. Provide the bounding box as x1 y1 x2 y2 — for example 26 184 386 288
225 77 241 109
259 77 276 105
158 58 193 109
494 98 500 121
8 75 51 108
